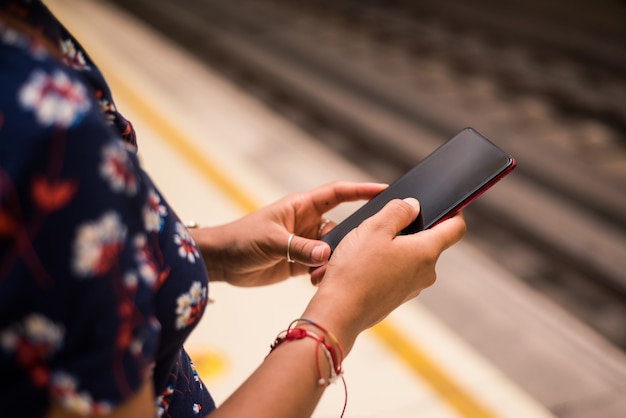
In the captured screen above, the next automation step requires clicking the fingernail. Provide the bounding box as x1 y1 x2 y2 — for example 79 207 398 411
403 197 419 208
312 245 326 262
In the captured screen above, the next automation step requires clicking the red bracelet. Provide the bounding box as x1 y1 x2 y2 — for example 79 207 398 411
270 327 340 386
291 318 344 376
269 320 348 417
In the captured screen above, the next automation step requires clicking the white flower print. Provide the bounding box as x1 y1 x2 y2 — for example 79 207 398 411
50 372 112 416
156 385 174 418
0 22 46 59
173 222 199 263
19 69 91 128
175 293 192 316
129 338 143 357
0 313 64 355
23 314 65 348
72 212 127 277
124 272 138 289
1 314 65 388
174 281 207 330
175 293 192 330
100 141 138 195
175 307 192 330
61 38 90 70
189 281 204 302
143 189 167 232
190 359 203 390
134 234 158 287
0 329 17 351
0 23 24 48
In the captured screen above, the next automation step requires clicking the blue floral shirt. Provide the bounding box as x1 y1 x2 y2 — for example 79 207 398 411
0 1 215 417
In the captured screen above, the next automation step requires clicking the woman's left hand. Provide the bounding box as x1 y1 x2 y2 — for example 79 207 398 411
190 181 387 287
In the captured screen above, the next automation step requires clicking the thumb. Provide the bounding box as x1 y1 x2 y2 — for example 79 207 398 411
286 234 331 266
364 197 421 235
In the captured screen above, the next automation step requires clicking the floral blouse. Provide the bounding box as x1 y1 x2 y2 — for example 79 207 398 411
0 1 215 417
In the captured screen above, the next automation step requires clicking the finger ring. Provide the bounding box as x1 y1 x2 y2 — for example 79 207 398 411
318 218 332 238
185 220 199 229
286 233 296 263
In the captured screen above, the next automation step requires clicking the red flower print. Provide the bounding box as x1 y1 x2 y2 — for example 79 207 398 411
31 176 77 212
0 314 65 388
71 212 126 277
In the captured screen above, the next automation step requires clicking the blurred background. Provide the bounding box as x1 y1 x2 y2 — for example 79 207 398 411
57 0 626 415
108 0 626 350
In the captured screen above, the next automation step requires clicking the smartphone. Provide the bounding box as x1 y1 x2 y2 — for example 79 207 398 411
320 127 516 252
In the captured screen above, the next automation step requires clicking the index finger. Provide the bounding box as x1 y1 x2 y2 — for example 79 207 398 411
308 181 388 214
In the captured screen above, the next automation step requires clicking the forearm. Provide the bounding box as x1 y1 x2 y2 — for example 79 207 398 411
211 324 350 418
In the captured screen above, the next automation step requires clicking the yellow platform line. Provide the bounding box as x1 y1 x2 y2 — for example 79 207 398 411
103 65 496 418
114 79 259 215
372 322 495 417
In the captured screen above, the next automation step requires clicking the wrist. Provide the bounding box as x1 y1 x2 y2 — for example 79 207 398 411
269 322 343 387
300 294 363 357
188 224 233 281
267 318 349 416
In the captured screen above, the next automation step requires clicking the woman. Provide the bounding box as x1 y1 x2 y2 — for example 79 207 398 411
0 1 466 417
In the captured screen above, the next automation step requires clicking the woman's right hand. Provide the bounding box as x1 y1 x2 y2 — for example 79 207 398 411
302 197 466 354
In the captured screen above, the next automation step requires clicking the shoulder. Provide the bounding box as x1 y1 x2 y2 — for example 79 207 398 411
0 30 122 180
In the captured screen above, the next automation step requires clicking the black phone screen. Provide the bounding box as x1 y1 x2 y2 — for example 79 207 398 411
320 128 515 251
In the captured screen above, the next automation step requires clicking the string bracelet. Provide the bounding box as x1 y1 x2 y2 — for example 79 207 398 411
291 318 344 372
270 327 338 386
269 320 348 417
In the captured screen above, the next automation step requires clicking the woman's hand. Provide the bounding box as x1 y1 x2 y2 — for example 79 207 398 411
190 181 387 287
205 197 466 418
302 198 466 354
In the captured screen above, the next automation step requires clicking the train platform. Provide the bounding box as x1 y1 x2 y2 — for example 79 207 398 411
45 1 626 417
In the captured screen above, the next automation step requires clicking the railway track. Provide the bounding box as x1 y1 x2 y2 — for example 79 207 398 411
107 0 626 349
